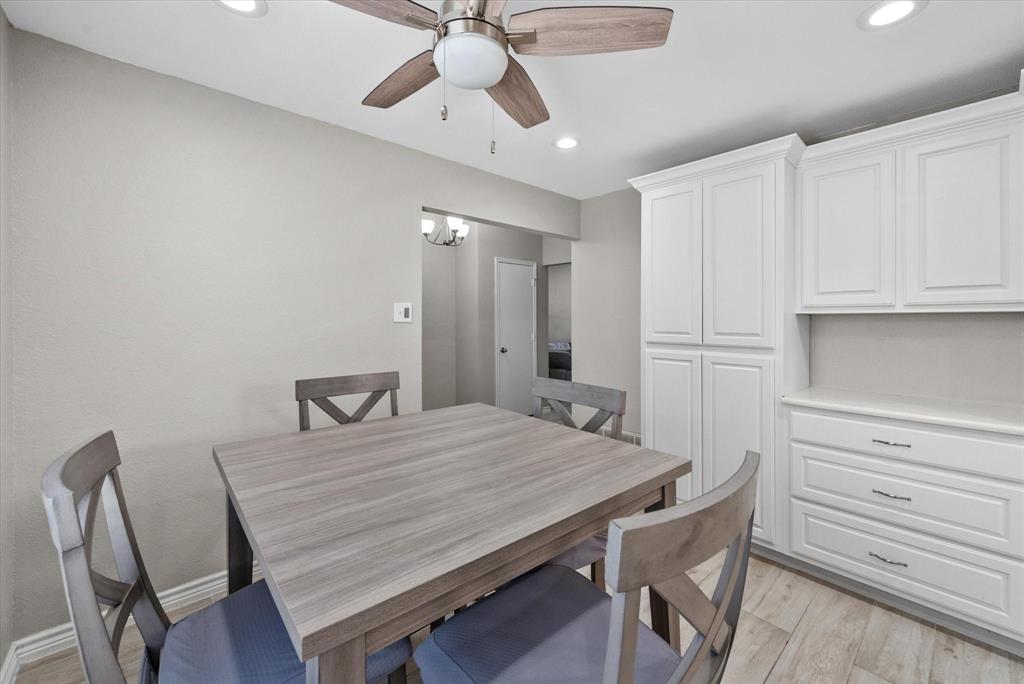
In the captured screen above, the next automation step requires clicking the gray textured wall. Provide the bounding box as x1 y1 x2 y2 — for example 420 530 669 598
458 222 547 405
0 8 14 660
421 225 456 410
573 189 642 435
810 313 1024 405
547 263 572 343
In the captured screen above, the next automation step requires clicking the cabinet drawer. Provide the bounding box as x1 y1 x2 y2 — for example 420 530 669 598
790 410 1024 482
791 500 1024 637
792 444 1024 555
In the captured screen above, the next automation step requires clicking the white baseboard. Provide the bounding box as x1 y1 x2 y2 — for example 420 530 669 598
0 644 17 684
0 569 230 682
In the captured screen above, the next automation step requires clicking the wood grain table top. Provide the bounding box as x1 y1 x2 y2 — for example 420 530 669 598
213 403 691 660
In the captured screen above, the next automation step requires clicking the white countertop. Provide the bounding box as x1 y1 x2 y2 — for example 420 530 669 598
781 387 1024 437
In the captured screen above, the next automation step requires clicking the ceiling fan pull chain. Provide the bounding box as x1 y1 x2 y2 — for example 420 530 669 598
440 35 448 121
490 100 496 154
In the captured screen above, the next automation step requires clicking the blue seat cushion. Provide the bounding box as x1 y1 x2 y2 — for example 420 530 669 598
547 532 608 571
414 565 681 683
159 580 411 684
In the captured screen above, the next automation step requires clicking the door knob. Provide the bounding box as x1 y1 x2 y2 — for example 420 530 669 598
500 347 508 353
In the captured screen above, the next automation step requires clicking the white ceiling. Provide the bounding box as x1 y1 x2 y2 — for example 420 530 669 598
2 0 1022 199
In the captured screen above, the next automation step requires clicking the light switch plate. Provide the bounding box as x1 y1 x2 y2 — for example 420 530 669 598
393 303 413 323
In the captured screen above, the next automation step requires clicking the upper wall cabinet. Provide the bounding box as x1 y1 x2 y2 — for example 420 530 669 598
799 151 895 308
902 122 1023 306
796 90 1024 313
642 182 702 344
635 135 803 348
703 164 775 347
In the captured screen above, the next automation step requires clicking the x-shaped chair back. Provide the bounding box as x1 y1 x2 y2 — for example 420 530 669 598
295 371 400 430
532 377 626 440
603 451 760 684
41 431 172 683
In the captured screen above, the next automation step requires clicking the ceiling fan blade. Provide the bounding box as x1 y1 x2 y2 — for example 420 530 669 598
482 0 508 18
330 0 437 31
485 55 550 129
507 6 673 56
362 51 439 108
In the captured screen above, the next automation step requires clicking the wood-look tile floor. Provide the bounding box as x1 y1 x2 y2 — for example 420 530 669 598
18 553 1024 684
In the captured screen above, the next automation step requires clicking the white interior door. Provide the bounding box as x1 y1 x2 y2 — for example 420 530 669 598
495 258 537 414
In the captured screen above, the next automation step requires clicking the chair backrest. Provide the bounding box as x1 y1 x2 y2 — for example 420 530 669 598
602 451 760 684
41 431 171 684
532 377 627 439
295 371 400 431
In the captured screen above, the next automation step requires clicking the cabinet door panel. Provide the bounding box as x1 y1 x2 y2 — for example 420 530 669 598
800 151 895 307
703 165 774 347
903 122 1024 305
643 183 702 344
702 353 774 542
644 349 701 501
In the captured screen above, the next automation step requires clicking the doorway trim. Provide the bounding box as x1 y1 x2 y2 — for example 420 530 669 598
494 257 538 412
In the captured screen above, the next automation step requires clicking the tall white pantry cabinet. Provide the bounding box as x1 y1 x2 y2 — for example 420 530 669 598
630 135 810 550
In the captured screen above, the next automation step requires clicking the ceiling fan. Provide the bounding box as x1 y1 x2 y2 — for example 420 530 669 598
331 0 674 128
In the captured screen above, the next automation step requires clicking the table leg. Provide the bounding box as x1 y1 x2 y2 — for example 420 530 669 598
646 481 681 652
306 635 366 684
226 494 253 594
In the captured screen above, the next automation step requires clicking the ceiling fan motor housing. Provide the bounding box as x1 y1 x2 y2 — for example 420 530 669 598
433 0 509 90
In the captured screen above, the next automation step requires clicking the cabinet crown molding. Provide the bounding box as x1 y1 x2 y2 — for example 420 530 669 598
802 86 1024 165
628 134 806 192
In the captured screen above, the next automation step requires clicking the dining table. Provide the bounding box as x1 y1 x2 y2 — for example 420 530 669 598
213 402 692 683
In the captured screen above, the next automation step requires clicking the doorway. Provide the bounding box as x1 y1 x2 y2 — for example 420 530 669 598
421 210 570 412
494 257 537 414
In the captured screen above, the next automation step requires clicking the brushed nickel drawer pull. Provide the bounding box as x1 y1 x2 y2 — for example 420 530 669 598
872 438 912 448
872 488 912 502
869 552 908 567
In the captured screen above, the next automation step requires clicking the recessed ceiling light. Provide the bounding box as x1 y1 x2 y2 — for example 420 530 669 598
215 0 268 18
554 137 578 150
858 0 927 30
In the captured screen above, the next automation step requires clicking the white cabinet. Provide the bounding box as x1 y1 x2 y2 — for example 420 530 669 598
796 90 1024 313
785 399 1024 641
643 347 776 544
632 135 805 549
702 165 775 347
643 348 701 501
799 151 895 308
642 182 702 344
903 121 1024 306
702 353 774 542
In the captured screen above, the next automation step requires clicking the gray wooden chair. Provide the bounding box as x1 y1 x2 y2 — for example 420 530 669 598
535 377 627 586
41 431 411 684
296 371 400 430
414 451 760 684
533 376 626 440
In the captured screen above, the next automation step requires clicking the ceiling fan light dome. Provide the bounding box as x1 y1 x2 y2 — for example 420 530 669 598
433 33 508 90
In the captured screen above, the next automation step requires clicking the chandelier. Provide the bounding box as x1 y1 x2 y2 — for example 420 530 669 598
422 216 470 247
